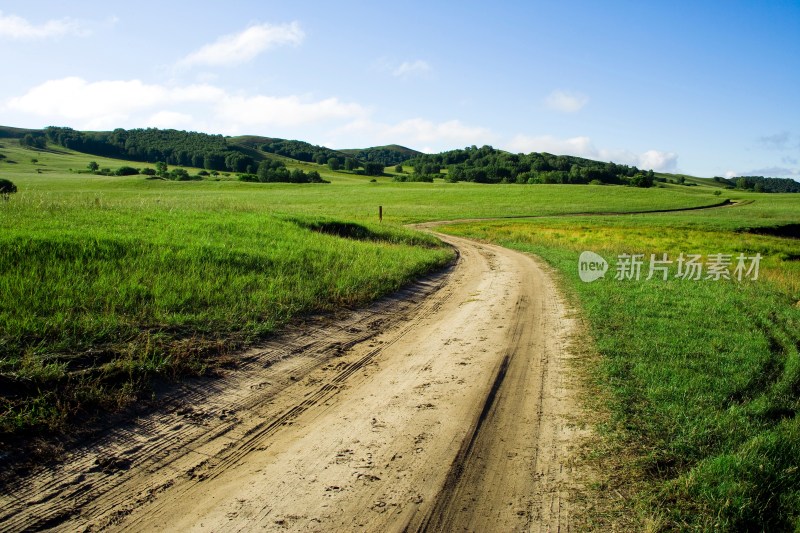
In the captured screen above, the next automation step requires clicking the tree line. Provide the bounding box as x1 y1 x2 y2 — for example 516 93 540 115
713 175 800 193
405 145 654 186
258 139 384 175
239 159 328 184
258 138 347 164
44 127 257 173
42 127 386 178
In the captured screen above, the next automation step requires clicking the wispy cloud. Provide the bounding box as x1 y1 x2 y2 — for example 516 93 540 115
178 22 304 68
392 60 432 78
737 166 799 178
0 11 90 40
757 131 791 150
544 90 588 113
507 134 678 172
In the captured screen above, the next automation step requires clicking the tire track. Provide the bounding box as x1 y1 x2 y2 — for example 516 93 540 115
1 233 590 533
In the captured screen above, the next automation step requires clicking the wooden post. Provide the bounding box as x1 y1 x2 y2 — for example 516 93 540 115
379 205 383 223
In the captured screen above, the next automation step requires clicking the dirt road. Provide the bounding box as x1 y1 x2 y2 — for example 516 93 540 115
0 234 589 532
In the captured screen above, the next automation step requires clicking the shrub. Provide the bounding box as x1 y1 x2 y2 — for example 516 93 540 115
170 168 196 181
0 178 17 194
115 166 139 176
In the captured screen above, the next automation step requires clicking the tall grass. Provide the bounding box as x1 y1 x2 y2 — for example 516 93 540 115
0 194 451 436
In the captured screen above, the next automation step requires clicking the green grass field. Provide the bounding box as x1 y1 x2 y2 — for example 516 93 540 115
1 140 725 223
0 140 456 435
2 138 799 530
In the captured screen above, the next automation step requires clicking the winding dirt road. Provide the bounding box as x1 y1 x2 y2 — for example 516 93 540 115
0 233 590 532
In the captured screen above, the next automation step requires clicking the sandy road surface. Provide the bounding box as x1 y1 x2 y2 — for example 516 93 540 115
1 234 588 532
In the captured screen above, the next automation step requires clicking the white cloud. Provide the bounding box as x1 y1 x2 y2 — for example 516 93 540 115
215 94 367 128
544 90 588 113
383 118 489 144
757 131 791 150
147 111 194 129
4 76 366 134
507 134 678 171
0 11 90 40
179 22 304 68
508 134 594 156
330 117 492 150
7 78 169 128
638 149 679 172
392 60 432 78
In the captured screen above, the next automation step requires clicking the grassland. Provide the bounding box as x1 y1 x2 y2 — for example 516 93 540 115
3 137 799 530
0 139 722 437
1 140 724 223
0 140 455 436
439 200 800 531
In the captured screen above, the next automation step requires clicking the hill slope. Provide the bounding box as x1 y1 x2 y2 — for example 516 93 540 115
339 144 422 166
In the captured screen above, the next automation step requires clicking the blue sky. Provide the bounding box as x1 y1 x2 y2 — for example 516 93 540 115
1 0 798 178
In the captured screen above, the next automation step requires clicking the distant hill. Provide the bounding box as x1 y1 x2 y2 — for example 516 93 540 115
0 125 39 139
405 145 654 185
2 125 795 188
229 136 350 164
339 145 422 167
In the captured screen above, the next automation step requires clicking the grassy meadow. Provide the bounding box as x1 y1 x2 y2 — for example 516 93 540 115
0 140 458 435
3 137 800 530
440 200 800 530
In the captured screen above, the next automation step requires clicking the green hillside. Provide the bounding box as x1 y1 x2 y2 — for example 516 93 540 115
339 144 422 166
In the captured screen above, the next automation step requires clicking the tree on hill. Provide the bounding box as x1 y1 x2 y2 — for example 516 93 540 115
731 175 800 193
363 162 384 176
155 161 168 177
342 145 421 166
259 138 347 164
20 133 46 149
44 126 253 174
